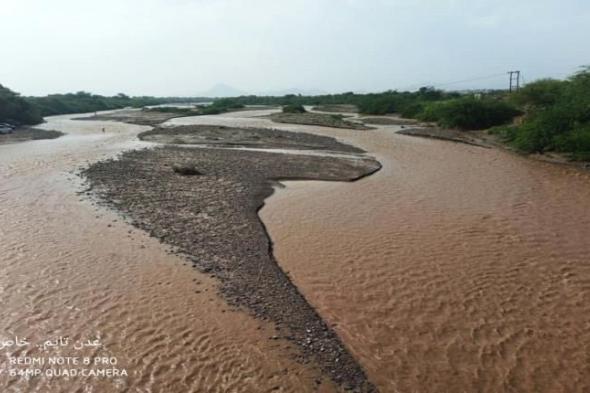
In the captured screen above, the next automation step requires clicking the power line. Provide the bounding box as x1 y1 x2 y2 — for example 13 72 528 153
398 72 508 91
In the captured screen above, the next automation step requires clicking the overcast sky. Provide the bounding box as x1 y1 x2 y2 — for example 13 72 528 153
1 0 589 96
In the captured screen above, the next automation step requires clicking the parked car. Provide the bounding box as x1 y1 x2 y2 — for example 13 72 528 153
0 123 16 134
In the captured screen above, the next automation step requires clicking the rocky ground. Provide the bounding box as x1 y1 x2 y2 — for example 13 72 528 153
77 108 190 126
82 127 381 392
270 112 372 130
139 125 365 153
0 127 63 144
397 127 491 148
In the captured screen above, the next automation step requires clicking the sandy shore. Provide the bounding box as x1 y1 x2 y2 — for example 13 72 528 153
82 126 381 392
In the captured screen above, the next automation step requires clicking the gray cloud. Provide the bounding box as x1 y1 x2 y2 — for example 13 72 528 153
1 0 588 96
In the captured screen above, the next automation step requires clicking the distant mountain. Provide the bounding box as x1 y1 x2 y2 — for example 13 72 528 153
200 83 245 98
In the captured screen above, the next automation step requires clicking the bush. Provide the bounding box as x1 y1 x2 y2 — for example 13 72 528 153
488 125 519 141
211 98 244 110
418 98 520 130
357 96 396 114
503 67 590 157
282 104 306 113
554 126 590 155
398 102 425 118
511 79 566 108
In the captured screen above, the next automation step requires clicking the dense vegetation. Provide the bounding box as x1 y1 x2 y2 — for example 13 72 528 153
491 67 590 159
28 92 171 118
1 84 210 126
0 84 43 125
417 97 520 130
197 98 244 115
209 88 460 117
216 88 518 130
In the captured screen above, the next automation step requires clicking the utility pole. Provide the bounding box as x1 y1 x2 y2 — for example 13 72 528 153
508 70 521 92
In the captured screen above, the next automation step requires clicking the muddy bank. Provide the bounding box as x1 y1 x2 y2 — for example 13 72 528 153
360 116 420 126
82 145 380 392
270 112 372 130
397 127 491 148
139 124 366 153
0 127 63 144
78 108 189 126
400 127 590 170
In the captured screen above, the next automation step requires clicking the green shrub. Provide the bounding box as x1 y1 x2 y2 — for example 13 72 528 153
512 121 554 153
504 67 590 157
211 98 244 110
512 79 566 108
357 96 396 115
488 125 519 141
398 102 425 118
418 98 520 130
554 126 590 154
282 104 306 113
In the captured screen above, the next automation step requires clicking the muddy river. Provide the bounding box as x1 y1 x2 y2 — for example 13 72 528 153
259 117 590 392
1 109 589 392
0 113 333 393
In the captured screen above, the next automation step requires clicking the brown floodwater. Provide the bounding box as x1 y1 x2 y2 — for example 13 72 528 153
4 108 590 393
0 113 336 393
258 118 590 392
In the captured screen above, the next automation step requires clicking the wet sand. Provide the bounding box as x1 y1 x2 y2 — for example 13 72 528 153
260 122 590 392
0 113 344 393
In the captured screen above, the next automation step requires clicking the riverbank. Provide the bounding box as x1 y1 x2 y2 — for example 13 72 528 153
82 127 381 392
269 112 372 130
0 127 63 144
397 126 590 170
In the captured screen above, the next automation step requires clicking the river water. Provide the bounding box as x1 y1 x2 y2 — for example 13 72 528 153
2 109 589 393
259 118 590 392
0 113 334 393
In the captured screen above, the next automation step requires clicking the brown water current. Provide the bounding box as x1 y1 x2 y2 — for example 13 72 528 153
4 108 590 393
0 113 336 393
258 118 590 392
